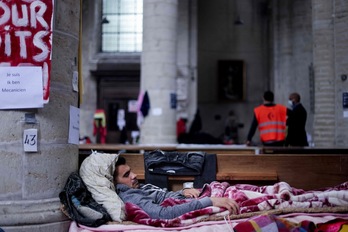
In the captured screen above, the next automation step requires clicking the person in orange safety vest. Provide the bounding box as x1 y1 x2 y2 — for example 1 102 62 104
246 91 288 147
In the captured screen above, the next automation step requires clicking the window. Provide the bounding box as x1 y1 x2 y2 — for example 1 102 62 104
102 0 143 52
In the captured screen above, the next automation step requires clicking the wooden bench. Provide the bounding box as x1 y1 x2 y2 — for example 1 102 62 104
216 172 278 181
96 151 278 190
79 144 348 191
133 172 278 182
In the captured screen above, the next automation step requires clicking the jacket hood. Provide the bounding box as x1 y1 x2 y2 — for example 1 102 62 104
80 150 126 222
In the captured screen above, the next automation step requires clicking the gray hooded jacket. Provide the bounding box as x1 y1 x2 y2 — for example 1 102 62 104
116 183 212 219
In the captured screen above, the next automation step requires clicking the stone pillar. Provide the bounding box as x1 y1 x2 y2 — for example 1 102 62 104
312 0 336 147
176 0 198 126
140 0 178 144
0 1 80 231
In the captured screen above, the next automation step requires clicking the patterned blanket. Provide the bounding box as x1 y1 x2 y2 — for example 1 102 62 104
125 181 348 227
233 214 348 232
233 214 315 232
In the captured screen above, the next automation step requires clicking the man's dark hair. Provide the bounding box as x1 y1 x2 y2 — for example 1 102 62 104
116 156 126 166
114 156 126 180
263 91 274 102
289 92 301 102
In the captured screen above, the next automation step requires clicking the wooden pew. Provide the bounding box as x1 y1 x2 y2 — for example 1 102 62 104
79 144 348 191
111 153 278 191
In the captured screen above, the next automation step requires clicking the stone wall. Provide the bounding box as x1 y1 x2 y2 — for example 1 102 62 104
197 0 271 142
271 0 314 140
312 0 348 147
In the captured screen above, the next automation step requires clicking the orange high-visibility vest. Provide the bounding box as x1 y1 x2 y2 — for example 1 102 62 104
254 104 287 142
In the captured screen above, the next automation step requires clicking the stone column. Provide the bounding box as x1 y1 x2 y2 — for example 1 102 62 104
0 1 80 231
311 0 336 147
140 0 178 144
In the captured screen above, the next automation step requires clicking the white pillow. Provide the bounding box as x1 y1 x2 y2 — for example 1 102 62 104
79 151 126 222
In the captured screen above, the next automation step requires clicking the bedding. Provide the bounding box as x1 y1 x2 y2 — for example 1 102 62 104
69 213 348 232
123 180 348 227
73 151 348 231
67 180 348 231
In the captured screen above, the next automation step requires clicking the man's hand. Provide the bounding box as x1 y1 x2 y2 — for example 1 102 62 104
210 197 239 214
182 188 200 198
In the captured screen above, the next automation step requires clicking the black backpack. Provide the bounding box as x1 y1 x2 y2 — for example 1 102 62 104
144 150 216 189
59 172 112 227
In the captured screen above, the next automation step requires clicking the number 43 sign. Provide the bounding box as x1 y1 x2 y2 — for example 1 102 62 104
23 129 38 152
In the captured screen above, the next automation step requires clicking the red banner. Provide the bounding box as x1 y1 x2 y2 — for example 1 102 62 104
0 0 54 103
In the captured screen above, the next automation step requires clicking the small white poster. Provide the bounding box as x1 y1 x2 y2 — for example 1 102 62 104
68 105 80 145
0 67 43 109
23 129 38 152
72 71 79 92
117 109 126 130
152 108 163 116
344 111 348 118
128 100 138 112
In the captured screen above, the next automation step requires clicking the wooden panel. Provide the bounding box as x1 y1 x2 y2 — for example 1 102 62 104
216 154 348 190
124 154 144 174
216 172 278 181
79 144 256 154
134 173 277 181
79 146 348 191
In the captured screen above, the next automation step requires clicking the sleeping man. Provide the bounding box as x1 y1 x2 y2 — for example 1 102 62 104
113 156 239 219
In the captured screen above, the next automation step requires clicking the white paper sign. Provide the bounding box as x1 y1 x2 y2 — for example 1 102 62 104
117 109 126 129
344 111 348 118
152 108 163 116
128 100 138 112
72 71 78 92
0 66 44 109
23 129 38 152
68 105 80 145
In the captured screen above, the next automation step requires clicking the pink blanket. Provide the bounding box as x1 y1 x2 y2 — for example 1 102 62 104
125 181 348 227
69 213 348 232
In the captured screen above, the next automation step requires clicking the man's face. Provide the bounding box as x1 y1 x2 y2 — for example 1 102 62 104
115 164 139 189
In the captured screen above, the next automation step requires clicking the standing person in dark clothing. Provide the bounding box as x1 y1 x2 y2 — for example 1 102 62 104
286 93 308 147
179 109 223 144
189 109 202 135
224 110 239 144
246 91 287 147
